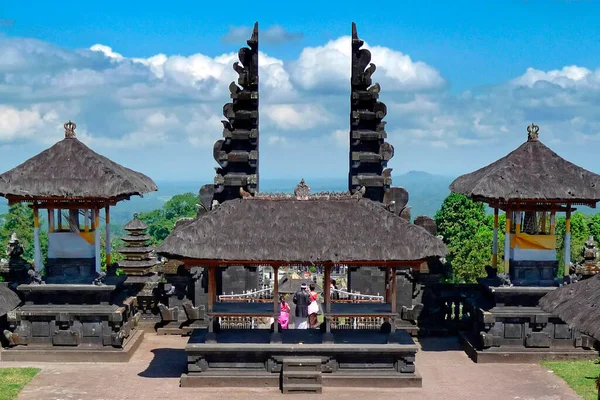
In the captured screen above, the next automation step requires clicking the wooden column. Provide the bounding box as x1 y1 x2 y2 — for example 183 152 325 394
273 265 279 314
504 209 512 274
515 210 522 234
390 267 397 314
208 265 216 313
33 204 42 271
550 211 556 234
384 266 391 303
492 208 499 268
105 206 111 266
324 264 331 313
57 208 62 231
94 208 101 273
84 209 89 232
47 208 55 233
564 206 572 277
541 211 547 233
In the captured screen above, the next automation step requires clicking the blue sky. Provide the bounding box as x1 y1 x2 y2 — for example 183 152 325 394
1 1 600 182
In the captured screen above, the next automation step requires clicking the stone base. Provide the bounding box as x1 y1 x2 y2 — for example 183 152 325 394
157 326 195 336
181 369 422 388
182 329 421 390
460 332 598 363
0 329 144 363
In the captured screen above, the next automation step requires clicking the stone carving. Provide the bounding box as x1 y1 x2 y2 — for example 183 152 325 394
212 22 259 204
93 271 106 286
27 269 45 285
527 123 539 142
64 120 77 139
294 179 310 200
583 235 597 261
349 22 394 202
575 235 600 277
0 232 30 281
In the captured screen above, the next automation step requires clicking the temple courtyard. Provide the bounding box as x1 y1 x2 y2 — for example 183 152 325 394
0 333 581 400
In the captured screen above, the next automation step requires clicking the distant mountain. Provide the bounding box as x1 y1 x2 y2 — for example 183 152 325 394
0 172 454 226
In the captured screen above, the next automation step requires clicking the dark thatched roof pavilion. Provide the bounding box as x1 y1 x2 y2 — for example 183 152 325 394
450 123 600 278
157 197 447 264
0 122 157 203
0 121 158 276
539 275 600 340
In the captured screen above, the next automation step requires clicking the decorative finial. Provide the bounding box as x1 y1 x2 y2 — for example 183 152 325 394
527 123 539 142
64 121 77 139
133 213 138 219
294 179 311 200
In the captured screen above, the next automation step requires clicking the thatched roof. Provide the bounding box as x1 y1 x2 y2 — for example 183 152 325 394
450 124 600 204
157 197 447 263
539 276 600 340
0 121 157 201
0 284 20 317
124 214 149 231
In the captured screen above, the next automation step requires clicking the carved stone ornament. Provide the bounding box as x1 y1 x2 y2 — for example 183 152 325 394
64 120 77 139
294 179 311 200
527 123 539 142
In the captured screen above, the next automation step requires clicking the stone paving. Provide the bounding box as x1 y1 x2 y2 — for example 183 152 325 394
0 333 581 400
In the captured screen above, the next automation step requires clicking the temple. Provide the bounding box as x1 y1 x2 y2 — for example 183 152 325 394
157 180 446 390
451 123 600 361
0 121 157 361
210 22 259 204
349 22 394 202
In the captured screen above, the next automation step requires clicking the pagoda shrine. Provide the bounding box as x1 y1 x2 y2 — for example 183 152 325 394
118 213 158 276
451 123 600 361
0 121 157 361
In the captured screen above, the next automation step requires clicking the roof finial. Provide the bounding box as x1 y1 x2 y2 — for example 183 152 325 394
527 123 539 142
64 121 77 139
294 179 310 200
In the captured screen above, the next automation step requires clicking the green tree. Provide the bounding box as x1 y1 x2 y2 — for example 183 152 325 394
587 213 600 244
435 194 501 282
0 203 48 263
138 193 199 245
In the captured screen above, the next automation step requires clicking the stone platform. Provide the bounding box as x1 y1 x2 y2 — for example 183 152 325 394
0 329 144 362
460 332 598 363
182 328 421 389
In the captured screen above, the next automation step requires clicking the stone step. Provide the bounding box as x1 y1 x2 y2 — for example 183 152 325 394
282 370 322 385
282 357 322 368
282 383 322 394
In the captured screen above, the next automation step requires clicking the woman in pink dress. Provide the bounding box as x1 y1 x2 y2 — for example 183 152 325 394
278 296 291 329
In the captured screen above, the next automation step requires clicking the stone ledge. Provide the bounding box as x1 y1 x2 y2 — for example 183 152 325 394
459 332 598 364
0 329 144 363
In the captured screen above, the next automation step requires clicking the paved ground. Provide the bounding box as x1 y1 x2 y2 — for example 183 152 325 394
0 334 581 400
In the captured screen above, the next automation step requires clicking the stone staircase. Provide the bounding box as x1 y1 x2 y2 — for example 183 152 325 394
281 357 322 394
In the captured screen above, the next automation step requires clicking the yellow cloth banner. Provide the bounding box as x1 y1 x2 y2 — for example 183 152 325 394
80 232 95 245
510 233 556 250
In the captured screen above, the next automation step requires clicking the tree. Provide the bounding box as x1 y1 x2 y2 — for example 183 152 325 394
138 193 199 245
435 194 499 282
0 203 48 262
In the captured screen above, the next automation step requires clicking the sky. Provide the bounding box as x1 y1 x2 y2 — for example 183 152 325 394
1 1 600 183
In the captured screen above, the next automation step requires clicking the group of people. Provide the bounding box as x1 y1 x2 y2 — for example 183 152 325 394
277 280 339 329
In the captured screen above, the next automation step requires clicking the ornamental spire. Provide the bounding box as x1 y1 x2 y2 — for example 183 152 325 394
527 123 539 142
64 121 76 139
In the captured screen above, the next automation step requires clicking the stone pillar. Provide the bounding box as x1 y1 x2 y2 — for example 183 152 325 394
105 206 111 266
492 208 499 268
564 207 571 276
94 208 101 274
504 210 511 274
33 205 43 271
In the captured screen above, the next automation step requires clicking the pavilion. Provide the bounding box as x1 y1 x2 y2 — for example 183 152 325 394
0 121 157 361
451 123 600 285
157 180 447 388
450 123 600 361
0 121 157 282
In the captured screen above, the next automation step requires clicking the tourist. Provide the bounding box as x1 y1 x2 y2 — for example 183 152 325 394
308 283 319 328
331 278 339 300
278 295 291 329
292 283 310 329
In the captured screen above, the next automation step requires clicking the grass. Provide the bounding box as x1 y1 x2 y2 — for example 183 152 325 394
541 360 600 400
0 367 40 400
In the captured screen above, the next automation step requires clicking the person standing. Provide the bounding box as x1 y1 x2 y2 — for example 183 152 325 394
293 283 310 329
308 283 319 328
278 295 291 329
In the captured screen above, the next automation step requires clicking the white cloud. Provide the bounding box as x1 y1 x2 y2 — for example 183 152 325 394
511 66 598 88
263 104 331 130
289 37 445 92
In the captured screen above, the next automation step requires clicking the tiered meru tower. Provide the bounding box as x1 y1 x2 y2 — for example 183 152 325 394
212 22 259 204
349 22 394 203
118 214 158 276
